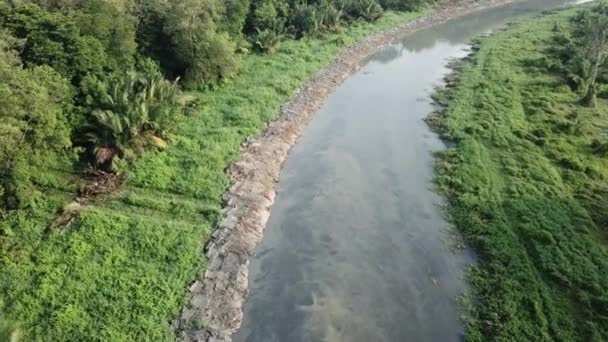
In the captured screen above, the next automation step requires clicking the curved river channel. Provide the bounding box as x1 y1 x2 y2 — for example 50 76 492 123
234 1 588 341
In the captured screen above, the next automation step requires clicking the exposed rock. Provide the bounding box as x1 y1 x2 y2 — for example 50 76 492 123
173 0 519 341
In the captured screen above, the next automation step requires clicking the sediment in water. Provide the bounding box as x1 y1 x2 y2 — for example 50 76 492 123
173 0 518 340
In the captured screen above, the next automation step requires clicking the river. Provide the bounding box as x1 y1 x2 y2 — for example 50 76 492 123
234 1 588 341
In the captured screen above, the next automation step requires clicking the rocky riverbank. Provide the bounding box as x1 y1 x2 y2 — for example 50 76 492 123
173 0 519 340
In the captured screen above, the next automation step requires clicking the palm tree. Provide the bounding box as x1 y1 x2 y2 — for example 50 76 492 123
80 70 180 171
319 2 343 32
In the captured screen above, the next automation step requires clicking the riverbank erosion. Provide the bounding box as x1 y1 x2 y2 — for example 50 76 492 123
173 0 521 340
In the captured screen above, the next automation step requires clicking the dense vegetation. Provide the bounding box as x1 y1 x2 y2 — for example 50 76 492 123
0 0 433 338
428 3 608 341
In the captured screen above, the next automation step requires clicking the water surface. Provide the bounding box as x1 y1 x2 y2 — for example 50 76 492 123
235 1 587 341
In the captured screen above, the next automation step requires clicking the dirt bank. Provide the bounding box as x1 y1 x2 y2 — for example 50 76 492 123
173 0 518 340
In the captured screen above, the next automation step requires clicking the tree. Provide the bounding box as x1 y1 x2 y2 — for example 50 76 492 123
572 2 608 107
0 30 73 211
221 0 250 37
0 3 110 84
70 0 138 70
132 0 177 72
78 61 183 171
343 0 383 22
163 0 239 87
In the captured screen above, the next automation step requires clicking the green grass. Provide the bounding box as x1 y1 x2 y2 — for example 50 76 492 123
429 5 608 341
0 9 429 341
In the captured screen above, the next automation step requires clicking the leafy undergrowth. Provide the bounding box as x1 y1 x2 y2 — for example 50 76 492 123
429 5 608 341
0 9 428 341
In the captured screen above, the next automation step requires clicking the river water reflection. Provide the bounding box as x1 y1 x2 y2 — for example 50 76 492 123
235 1 588 341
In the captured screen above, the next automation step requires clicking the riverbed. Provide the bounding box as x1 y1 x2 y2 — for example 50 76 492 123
234 1 587 341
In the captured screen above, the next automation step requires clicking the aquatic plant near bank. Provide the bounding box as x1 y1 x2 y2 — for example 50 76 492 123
429 4 608 340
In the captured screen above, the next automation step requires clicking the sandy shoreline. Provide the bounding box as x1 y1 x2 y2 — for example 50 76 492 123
173 0 518 340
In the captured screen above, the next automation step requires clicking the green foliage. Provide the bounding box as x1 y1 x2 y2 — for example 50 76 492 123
429 5 608 341
187 31 240 87
0 29 73 212
79 63 182 171
551 2 608 107
290 2 323 37
0 3 110 84
244 0 406 39
248 0 286 32
0 0 431 337
351 0 383 22
70 0 138 70
133 0 176 71
18 0 138 70
0 9 428 340
0 319 21 342
288 1 344 37
253 27 283 52
319 1 344 32
591 138 608 156
221 0 251 36
163 0 240 87
378 0 425 11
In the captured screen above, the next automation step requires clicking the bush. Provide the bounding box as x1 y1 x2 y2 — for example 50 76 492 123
0 30 73 211
378 0 425 11
351 0 383 22
0 319 21 342
251 0 281 31
0 3 111 84
132 0 177 72
253 27 283 53
78 63 183 172
70 0 138 71
182 31 240 87
221 0 251 36
319 2 344 32
290 2 323 37
163 0 241 87
591 139 608 157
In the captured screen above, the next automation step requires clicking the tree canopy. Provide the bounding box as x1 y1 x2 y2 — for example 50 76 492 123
0 29 73 211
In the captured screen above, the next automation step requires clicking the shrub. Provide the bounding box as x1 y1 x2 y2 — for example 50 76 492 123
550 2 608 107
352 0 383 22
591 139 608 157
378 0 425 11
221 0 251 37
0 320 21 342
290 2 323 37
78 65 182 172
253 27 283 53
164 0 241 87
70 0 138 71
251 0 280 31
245 0 289 33
319 1 344 32
0 30 73 211
183 30 240 87
0 3 110 84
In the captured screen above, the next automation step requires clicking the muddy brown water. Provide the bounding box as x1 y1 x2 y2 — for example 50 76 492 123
234 1 589 341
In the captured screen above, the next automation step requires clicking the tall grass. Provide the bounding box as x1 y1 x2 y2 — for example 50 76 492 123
429 5 608 341
0 9 428 341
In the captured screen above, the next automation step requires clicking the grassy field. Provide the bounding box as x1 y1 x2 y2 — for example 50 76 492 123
428 5 608 341
0 9 430 341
